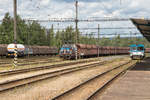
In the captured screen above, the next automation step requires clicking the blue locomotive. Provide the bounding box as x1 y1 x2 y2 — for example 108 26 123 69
129 44 145 60
59 44 77 59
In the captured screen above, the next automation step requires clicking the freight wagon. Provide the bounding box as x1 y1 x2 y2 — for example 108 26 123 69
59 44 130 59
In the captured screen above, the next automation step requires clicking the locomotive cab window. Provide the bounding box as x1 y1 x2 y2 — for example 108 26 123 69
131 47 136 50
137 47 144 51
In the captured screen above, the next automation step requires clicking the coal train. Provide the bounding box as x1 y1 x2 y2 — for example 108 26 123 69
59 44 130 59
0 44 58 57
1 43 150 59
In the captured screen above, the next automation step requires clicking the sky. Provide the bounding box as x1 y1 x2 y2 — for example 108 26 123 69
0 0 149 37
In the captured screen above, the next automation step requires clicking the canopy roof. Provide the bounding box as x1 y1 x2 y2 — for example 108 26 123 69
131 18 150 42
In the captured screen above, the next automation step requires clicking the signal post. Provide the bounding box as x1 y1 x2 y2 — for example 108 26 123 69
13 0 18 67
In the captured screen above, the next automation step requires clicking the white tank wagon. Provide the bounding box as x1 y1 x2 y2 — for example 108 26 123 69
0 44 58 57
7 44 25 57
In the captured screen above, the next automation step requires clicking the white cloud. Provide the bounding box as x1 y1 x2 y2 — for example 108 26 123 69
40 0 51 6
0 0 149 36
0 0 150 19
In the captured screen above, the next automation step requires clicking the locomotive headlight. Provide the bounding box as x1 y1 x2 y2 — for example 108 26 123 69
132 52 143 55
137 52 143 55
140 52 144 56
131 52 136 55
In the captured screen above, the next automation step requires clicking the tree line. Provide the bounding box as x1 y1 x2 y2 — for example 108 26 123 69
0 13 150 48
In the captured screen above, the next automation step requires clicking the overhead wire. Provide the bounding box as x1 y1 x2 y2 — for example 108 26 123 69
0 0 141 39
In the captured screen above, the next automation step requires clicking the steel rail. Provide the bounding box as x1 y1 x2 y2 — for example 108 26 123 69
0 59 63 67
87 61 136 100
0 61 108 92
0 56 61 66
52 60 133 100
0 59 101 76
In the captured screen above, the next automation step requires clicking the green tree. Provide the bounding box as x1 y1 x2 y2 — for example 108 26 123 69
0 13 14 44
28 21 46 45
55 30 62 48
49 25 55 46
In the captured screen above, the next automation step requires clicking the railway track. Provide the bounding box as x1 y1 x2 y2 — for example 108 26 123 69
51 60 136 100
0 60 111 93
0 58 104 76
0 60 61 67
14 59 62 66
0 56 61 67
0 56 127 69
96 57 150 100
0 55 122 76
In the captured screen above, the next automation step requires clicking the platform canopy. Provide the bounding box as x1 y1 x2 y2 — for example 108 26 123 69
131 18 150 42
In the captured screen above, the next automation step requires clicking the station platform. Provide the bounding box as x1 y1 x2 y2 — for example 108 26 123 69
100 58 150 100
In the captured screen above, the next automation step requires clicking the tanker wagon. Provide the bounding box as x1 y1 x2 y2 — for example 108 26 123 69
7 44 25 57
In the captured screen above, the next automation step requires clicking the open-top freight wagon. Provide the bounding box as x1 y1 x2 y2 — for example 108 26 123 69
59 44 130 59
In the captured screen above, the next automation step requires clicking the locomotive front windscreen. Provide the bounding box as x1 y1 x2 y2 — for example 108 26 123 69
60 44 75 54
137 47 144 51
130 44 145 51
131 47 136 51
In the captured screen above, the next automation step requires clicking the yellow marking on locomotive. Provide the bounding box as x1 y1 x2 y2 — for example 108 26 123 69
8 48 24 50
